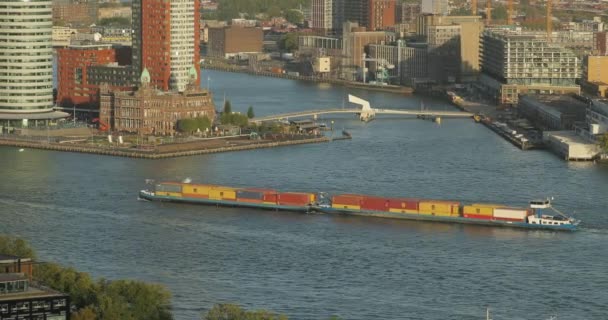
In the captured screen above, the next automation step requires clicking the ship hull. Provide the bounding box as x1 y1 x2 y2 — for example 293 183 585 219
140 190 577 231
321 207 578 231
138 190 313 213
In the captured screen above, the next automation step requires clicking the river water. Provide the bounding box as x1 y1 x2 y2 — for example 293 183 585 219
2 70 608 320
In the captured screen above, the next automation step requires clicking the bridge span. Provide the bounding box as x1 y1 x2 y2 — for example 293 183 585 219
251 95 474 123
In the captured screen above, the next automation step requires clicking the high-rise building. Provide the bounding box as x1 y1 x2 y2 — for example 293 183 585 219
0 0 67 124
312 0 333 31
368 0 396 31
131 0 200 92
595 32 608 55
397 3 421 23
344 0 369 28
421 0 449 16
480 30 581 105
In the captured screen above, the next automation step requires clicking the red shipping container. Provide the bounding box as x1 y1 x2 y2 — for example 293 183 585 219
263 193 278 203
387 198 419 210
277 192 312 205
463 214 493 220
332 194 364 206
360 196 389 211
244 188 276 193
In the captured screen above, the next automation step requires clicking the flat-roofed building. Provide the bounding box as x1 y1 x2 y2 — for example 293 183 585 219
368 43 429 85
518 95 587 131
480 30 581 105
581 56 608 98
368 0 396 31
207 26 264 59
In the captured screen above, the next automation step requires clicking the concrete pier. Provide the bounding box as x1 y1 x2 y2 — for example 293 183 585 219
0 136 342 159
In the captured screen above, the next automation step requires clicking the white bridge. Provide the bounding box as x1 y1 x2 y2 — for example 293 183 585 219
250 95 474 123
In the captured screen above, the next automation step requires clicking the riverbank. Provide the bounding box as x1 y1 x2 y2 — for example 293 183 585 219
0 134 349 159
201 63 413 95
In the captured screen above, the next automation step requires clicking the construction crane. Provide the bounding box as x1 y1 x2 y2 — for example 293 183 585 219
361 54 395 85
506 1 512 25
486 0 492 26
547 0 553 42
472 0 477 15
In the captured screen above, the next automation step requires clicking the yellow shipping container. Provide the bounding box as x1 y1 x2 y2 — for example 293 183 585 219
182 184 215 196
332 204 360 210
419 201 455 215
209 188 237 200
156 192 182 198
388 208 419 214
434 211 460 217
464 205 494 216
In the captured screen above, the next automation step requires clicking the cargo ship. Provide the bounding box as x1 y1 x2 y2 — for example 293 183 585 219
139 181 580 231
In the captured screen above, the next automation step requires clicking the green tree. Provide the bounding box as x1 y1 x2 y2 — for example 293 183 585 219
599 133 608 152
284 10 304 24
220 113 250 127
195 116 213 132
492 4 508 21
224 99 232 114
0 235 36 259
71 306 97 320
177 118 197 133
278 33 298 52
266 5 282 18
98 16 131 27
247 106 255 119
203 304 287 320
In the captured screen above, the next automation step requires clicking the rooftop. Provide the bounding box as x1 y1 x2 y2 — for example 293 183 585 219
521 95 588 116
0 254 31 264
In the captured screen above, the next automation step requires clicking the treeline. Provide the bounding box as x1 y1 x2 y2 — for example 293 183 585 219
0 235 172 320
213 0 310 20
202 304 342 320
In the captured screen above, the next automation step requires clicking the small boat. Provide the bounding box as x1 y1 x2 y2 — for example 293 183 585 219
18 148 24 152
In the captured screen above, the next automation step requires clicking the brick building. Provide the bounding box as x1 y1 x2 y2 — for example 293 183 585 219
0 254 70 320
99 68 216 135
56 43 132 108
368 0 396 31
207 26 264 58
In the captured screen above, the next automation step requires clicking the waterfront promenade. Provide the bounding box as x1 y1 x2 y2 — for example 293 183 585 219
0 134 342 159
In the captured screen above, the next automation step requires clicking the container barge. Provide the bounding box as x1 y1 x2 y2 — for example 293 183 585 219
139 181 580 231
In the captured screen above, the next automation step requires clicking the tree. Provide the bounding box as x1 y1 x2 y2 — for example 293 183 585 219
98 17 131 27
492 4 508 21
220 113 250 127
278 33 298 52
177 118 197 133
0 235 36 259
284 10 304 24
266 5 282 18
599 133 608 152
203 304 287 320
247 106 255 119
224 100 232 114
0 236 174 320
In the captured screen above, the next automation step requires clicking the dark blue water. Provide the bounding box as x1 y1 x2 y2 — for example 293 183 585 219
2 70 608 320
